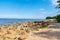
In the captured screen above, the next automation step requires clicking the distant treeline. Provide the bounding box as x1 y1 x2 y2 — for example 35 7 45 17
46 14 60 22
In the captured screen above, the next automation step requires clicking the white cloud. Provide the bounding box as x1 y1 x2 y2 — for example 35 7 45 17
51 0 58 5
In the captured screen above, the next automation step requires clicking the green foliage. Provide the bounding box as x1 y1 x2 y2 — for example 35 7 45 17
55 0 60 22
57 0 60 8
56 14 60 22
46 14 60 23
46 17 53 19
46 16 56 19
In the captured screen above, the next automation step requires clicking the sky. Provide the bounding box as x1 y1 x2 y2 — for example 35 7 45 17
0 0 59 19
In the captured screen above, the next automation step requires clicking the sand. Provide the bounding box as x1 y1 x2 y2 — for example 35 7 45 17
0 22 60 40
26 23 60 40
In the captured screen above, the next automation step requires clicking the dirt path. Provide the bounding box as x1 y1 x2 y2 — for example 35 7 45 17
26 23 60 40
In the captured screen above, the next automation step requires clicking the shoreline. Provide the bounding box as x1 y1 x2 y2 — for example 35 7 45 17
0 19 58 40
0 19 49 40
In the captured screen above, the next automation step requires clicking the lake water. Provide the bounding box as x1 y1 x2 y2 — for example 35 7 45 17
0 18 44 25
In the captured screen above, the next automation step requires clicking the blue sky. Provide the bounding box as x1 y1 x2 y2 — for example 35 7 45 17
0 0 59 19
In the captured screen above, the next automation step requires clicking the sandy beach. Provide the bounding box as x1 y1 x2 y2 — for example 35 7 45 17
0 21 60 40
26 23 60 40
0 0 60 40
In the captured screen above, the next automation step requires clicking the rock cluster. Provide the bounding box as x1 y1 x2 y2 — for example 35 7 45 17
0 23 28 40
24 21 49 31
0 20 50 40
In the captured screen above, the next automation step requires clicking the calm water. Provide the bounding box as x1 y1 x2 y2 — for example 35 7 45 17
0 18 44 25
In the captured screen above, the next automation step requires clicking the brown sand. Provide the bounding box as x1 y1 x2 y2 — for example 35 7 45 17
26 23 60 40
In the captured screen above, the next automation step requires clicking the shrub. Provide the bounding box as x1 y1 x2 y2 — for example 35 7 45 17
46 14 60 23
56 14 60 22
46 17 53 19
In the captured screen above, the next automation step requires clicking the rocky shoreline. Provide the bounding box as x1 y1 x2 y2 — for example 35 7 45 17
0 19 56 40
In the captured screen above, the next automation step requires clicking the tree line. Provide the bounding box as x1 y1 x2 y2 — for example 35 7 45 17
46 14 60 22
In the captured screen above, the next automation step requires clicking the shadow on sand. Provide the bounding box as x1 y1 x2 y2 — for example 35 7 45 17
34 30 60 39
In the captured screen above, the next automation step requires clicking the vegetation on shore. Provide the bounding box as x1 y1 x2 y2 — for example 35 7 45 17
46 14 60 22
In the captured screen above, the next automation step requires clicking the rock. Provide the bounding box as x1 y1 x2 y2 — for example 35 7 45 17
48 25 55 28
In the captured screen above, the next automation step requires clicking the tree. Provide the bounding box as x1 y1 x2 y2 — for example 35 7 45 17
56 0 60 22
56 14 60 22
46 17 53 19
57 0 60 8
